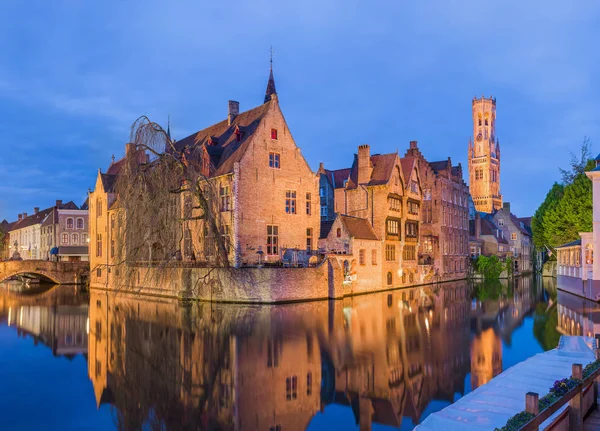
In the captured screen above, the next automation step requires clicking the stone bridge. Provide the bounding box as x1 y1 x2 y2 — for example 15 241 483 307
0 260 89 284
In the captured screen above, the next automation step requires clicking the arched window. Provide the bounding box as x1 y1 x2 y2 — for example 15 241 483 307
586 244 593 264
96 198 102 217
66 218 74 229
72 233 79 245
76 218 84 229
61 233 69 245
387 272 393 286
337 228 342 238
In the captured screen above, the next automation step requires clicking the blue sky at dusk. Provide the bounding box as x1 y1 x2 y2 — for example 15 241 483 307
0 1 598 221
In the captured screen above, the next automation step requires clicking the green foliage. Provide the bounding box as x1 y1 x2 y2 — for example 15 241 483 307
473 255 506 279
531 182 564 249
494 411 535 431
533 303 561 351
543 171 592 246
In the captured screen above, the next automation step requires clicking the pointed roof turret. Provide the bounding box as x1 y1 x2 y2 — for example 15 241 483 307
264 46 277 103
167 115 171 140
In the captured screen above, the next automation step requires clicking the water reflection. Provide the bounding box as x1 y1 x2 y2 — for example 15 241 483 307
83 276 551 431
0 283 88 358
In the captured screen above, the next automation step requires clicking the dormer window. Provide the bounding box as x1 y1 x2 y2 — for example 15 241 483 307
235 128 242 142
271 128 278 140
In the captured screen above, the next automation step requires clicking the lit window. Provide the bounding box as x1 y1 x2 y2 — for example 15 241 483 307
72 233 78 245
62 233 69 245
389 196 401 211
511 233 517 241
386 219 400 236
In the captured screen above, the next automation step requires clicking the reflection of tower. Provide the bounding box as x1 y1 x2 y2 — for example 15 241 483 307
470 328 502 389
468 96 502 213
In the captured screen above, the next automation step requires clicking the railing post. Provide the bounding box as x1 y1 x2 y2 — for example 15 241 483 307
569 363 583 431
596 335 600 404
526 392 539 431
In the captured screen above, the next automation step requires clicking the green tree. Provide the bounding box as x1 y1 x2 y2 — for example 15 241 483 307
543 170 593 246
531 183 564 249
559 136 592 184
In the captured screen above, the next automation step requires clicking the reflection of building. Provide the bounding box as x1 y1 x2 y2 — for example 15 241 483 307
557 289 600 337
470 328 502 389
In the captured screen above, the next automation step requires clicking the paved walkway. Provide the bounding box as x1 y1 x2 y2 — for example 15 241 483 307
584 405 600 430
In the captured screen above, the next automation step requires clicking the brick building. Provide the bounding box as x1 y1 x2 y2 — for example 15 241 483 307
319 144 423 288
491 202 533 273
89 66 320 278
404 141 470 280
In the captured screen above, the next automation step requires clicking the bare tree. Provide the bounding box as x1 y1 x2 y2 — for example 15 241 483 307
559 136 593 184
112 116 230 290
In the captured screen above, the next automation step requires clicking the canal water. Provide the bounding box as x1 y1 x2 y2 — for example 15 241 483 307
0 276 576 431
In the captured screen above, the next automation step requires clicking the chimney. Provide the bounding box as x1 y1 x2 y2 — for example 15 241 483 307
56 200 62 208
18 214 22 221
34 207 39 214
23 212 27 218
125 143 136 157
357 145 372 185
503 202 510 213
228 100 239 125
409 140 418 149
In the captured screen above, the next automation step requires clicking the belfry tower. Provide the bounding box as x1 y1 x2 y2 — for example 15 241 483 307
468 96 502 213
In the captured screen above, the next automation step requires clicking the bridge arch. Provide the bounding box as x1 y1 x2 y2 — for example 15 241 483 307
0 270 61 285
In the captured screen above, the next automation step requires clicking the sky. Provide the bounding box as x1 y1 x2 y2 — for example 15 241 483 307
0 0 599 221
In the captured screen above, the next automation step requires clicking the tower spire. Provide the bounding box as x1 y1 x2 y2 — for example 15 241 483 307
264 46 277 103
167 115 171 140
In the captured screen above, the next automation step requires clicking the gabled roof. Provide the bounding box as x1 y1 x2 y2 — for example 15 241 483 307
324 168 351 189
480 218 508 244
9 207 54 231
172 101 272 177
400 158 416 186
346 152 398 189
428 160 450 173
339 215 378 241
101 174 119 193
106 157 125 175
509 213 531 236
320 220 335 239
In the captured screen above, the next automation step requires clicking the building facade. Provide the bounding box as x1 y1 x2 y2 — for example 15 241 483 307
40 200 89 262
491 203 532 273
404 141 470 280
89 68 320 281
468 96 502 213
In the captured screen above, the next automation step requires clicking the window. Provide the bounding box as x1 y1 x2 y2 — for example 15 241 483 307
267 225 279 255
269 152 280 168
320 206 327 217
286 376 297 400
410 181 418 194
111 239 115 258
269 426 282 431
76 218 84 229
336 228 342 238
82 233 88 244
285 190 296 214
319 187 325 197
405 221 418 238
72 233 78 245
371 249 377 265
271 128 278 140
385 244 396 262
386 218 400 237
423 189 432 201
359 249 366 265
96 234 102 257
66 218 74 229
96 198 102 217
62 233 69 245
498 219 504 227
407 200 419 215
306 228 313 252
220 185 231 211
389 196 401 211
387 271 393 285
307 372 313 396
511 233 517 241
306 193 311 215
403 245 416 261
